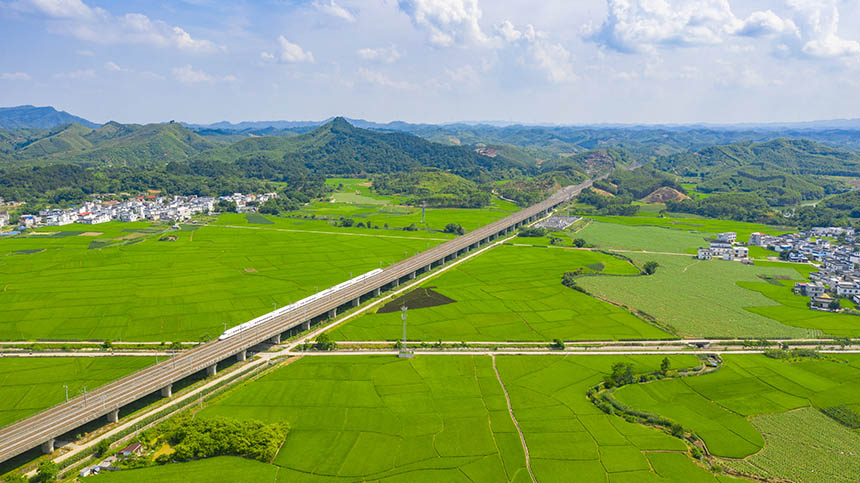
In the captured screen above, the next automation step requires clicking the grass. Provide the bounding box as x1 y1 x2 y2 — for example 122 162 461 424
104 355 730 482
723 408 860 483
613 354 860 460
577 220 713 253
329 245 670 342
0 219 443 341
586 215 794 242
0 357 155 428
91 456 278 482
197 355 531 481
577 253 822 338
326 178 395 205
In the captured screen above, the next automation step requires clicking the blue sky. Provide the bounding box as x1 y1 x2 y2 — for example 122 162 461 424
1 0 860 125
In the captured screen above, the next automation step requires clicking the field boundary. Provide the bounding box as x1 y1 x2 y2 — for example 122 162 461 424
491 354 535 483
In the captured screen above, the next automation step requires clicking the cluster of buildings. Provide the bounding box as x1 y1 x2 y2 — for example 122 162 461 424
696 232 750 262
10 193 276 229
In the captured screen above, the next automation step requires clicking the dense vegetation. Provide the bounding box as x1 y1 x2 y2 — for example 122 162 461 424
594 167 683 199
156 416 289 463
497 165 585 206
697 167 843 205
372 169 490 208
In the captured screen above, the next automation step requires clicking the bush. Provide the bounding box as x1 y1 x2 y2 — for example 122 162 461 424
314 333 338 351
36 461 59 482
691 447 703 459
643 261 659 275
821 405 860 429
518 227 547 237
159 416 289 463
444 223 465 235
670 423 684 438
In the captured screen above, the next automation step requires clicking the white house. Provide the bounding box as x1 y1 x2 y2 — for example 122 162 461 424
749 232 765 246
0 211 8 228
717 232 737 243
709 241 733 256
733 246 749 260
836 282 860 297
697 247 712 260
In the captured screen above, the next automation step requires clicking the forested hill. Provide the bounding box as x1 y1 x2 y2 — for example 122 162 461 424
193 117 529 179
0 105 98 129
654 139 860 177
0 121 218 166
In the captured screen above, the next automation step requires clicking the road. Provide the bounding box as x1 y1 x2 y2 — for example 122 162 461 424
0 181 591 463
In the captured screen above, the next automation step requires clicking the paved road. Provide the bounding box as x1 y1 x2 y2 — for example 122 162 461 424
0 181 590 463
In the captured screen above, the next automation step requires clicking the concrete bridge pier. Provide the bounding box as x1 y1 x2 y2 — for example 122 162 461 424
41 439 55 454
328 308 337 319
237 350 247 362
161 384 173 398
373 287 381 297
394 278 400 287
302 321 311 331
207 364 217 377
107 408 119 423
410 271 416 280
352 298 360 308
270 334 281 345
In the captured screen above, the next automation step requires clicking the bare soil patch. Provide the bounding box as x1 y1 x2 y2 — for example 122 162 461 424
79 232 103 237
378 287 456 313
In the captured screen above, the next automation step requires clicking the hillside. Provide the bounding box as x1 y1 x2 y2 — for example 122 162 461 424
0 105 98 129
194 118 529 179
0 122 218 166
372 169 490 208
654 139 860 177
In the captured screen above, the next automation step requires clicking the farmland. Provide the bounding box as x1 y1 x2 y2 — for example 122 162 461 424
0 220 439 341
329 244 670 342
99 354 734 482
0 357 155 428
723 408 860 483
576 220 713 254
584 215 794 241
91 456 278 482
577 253 824 338
613 354 860 469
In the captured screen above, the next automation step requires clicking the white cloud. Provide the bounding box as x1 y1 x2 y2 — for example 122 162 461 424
356 45 401 63
397 0 488 47
76 49 94 56
172 64 213 84
1 72 31 80
105 61 123 71
530 42 577 83
19 0 220 53
493 20 535 43
357 68 415 89
787 0 860 58
313 0 356 23
733 10 798 38
54 69 96 79
262 37 315 63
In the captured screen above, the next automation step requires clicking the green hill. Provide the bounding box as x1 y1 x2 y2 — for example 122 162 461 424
0 122 218 166
372 169 491 208
194 118 529 179
655 139 860 177
0 105 98 129
698 167 844 206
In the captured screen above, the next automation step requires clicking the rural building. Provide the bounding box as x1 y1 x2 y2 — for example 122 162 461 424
697 247 712 260
794 281 826 297
119 442 143 457
749 232 765 246
717 232 737 243
732 246 749 260
810 294 837 311
836 282 860 297
709 241 733 256
0 211 8 228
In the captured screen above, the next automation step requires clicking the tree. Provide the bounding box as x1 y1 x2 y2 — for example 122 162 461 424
216 200 237 213
94 438 111 456
660 357 671 376
551 339 565 350
444 223 465 235
314 333 338 351
36 461 59 482
829 300 841 311
573 238 586 248
604 362 635 388
339 218 355 228
561 271 578 289
3 473 27 483
643 261 659 275
670 423 684 438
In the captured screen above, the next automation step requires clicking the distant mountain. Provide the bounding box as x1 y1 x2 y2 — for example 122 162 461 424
0 121 218 166
0 105 98 129
193 117 533 179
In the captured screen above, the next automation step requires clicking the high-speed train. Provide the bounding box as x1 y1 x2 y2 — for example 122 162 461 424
218 268 383 340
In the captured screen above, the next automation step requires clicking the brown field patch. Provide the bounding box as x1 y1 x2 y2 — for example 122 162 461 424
244 268 258 273
358 181 372 187
79 232 103 237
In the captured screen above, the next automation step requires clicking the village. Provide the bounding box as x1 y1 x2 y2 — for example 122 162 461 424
698 226 860 312
0 192 277 231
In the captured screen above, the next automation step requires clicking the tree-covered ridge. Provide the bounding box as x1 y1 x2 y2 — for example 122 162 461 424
697 167 845 206
0 105 98 129
372 169 491 208
195 118 530 180
654 139 860 177
498 165 586 206
594 167 683 199
0 121 219 166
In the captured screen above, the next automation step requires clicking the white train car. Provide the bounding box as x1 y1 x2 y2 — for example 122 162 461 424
218 268 383 340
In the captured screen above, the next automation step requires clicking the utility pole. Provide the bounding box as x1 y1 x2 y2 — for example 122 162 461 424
63 384 69 403
422 201 426 224
398 306 413 359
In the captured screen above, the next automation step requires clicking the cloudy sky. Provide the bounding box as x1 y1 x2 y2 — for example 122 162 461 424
2 0 860 125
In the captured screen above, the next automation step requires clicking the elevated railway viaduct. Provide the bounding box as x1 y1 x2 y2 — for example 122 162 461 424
0 181 591 463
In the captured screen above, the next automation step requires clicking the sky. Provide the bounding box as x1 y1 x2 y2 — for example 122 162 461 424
1 0 860 125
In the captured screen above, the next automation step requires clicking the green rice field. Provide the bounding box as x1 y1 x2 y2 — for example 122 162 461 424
585 215 794 242
91 456 278 482
723 408 860 483
0 357 155 428
576 220 713 254
329 244 670 342
614 354 860 462
577 253 827 338
100 354 734 482
0 220 441 341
